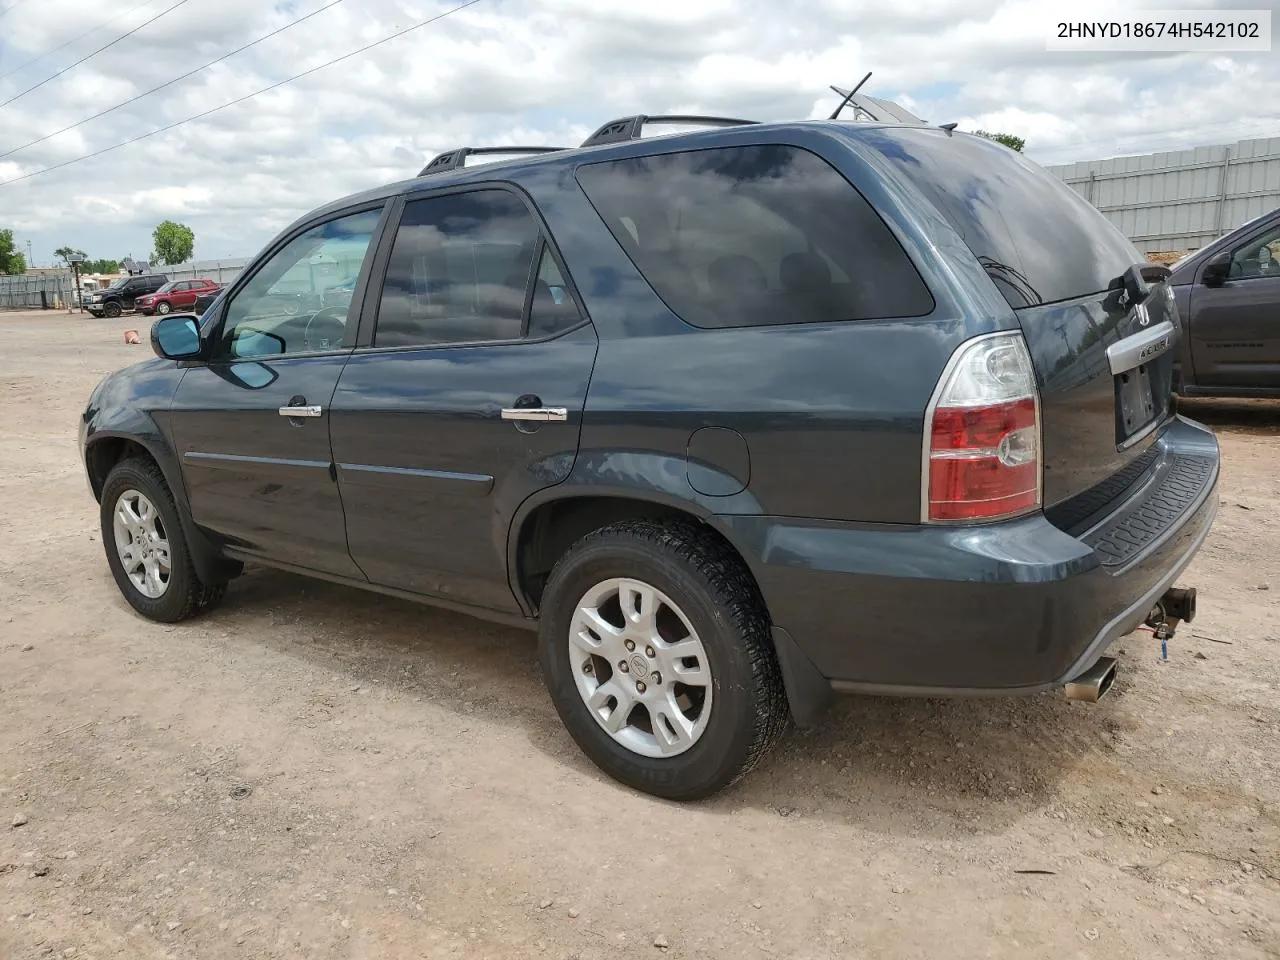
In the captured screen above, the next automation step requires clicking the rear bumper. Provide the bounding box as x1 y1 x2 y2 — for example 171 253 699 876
721 415 1220 696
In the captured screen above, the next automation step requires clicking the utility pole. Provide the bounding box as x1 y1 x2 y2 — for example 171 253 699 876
25 240 33 268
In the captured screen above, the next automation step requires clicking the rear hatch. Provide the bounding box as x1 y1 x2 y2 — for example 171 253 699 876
861 127 1177 522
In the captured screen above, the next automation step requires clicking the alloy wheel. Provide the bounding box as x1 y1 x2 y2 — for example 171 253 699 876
112 489 171 599
568 577 713 758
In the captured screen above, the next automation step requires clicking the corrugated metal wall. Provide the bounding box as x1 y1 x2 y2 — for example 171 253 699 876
0 271 75 309
1044 136 1280 254
156 257 249 286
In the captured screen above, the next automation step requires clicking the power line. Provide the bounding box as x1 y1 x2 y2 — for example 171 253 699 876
0 0 159 82
0 0 195 111
0 0 487 188
1 0 38 17
0 0 353 161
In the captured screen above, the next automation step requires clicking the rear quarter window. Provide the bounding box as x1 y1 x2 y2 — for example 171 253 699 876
575 143 935 328
858 127 1144 309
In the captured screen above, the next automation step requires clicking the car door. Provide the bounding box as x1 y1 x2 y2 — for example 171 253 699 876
121 278 147 312
168 281 191 310
1188 220 1280 390
166 203 391 577
328 187 598 613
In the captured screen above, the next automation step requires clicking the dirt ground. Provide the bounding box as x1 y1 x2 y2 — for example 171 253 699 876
1 307 1277 960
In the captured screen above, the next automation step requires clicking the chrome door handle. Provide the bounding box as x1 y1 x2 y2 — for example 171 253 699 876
501 407 567 422
278 405 323 418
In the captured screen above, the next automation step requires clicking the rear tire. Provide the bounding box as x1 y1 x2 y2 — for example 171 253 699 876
100 457 226 623
538 519 788 800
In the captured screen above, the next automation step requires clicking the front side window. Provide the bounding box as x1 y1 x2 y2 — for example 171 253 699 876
373 190 542 348
1230 224 1280 279
219 206 383 359
575 143 934 328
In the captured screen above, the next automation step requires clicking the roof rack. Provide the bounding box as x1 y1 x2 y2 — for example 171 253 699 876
581 115 758 148
417 145 568 177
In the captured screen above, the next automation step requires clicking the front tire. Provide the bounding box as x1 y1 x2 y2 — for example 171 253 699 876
156 301 172 315
103 300 122 318
100 457 226 622
538 519 788 801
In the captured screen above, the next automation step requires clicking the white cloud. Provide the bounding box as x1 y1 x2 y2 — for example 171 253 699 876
0 0 1276 264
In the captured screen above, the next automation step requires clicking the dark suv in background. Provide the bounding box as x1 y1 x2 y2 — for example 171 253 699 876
80 115 1219 800
1168 204 1280 398
86 273 170 317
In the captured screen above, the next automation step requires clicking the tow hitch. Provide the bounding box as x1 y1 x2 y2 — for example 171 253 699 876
1146 586 1197 659
1064 586 1198 701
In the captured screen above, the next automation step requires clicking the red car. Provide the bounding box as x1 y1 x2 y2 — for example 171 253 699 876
135 278 220 316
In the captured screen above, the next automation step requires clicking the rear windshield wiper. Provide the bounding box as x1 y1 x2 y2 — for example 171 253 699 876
977 256 1043 307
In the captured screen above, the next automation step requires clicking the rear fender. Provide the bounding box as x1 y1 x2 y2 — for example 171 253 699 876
504 449 764 613
502 451 834 728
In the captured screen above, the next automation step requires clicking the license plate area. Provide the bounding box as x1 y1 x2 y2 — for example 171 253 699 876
1115 362 1158 444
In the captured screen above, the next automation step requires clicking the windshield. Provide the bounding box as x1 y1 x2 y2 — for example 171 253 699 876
107 278 130 290
859 127 1144 309
155 282 176 293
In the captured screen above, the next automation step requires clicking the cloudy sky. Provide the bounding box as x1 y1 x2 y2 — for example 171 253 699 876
1 0 1276 267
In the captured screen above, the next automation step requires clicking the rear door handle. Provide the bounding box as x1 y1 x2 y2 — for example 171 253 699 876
501 407 567 422
278 404 323 418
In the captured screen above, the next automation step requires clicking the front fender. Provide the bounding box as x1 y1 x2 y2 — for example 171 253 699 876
82 361 241 585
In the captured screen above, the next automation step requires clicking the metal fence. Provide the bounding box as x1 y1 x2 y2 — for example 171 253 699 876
155 258 249 286
1044 136 1280 255
0 271 76 310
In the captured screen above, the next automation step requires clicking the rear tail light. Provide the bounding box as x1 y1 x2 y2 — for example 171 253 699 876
923 331 1041 523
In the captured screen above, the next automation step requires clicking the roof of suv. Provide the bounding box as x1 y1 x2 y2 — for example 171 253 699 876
295 117 927 233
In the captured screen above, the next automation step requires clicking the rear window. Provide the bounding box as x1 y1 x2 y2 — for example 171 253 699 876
575 143 934 328
860 127 1143 309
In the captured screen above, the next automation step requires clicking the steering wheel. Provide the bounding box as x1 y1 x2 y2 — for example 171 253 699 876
302 305 348 351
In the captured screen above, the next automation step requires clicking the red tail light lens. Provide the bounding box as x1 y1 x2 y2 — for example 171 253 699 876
924 332 1041 523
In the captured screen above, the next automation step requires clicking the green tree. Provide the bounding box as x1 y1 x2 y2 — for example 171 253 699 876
54 245 88 265
0 228 27 275
152 220 195 265
85 258 120 274
973 130 1026 152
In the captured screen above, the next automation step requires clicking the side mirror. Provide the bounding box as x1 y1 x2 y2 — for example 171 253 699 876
1202 252 1231 286
151 315 202 360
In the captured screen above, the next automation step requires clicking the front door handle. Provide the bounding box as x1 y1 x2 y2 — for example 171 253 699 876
279 404 323 418
501 407 567 422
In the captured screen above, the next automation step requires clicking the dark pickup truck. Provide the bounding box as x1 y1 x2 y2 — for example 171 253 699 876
80 115 1219 800
1169 204 1280 398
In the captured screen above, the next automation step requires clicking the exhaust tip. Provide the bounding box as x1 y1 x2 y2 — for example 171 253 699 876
1064 656 1117 703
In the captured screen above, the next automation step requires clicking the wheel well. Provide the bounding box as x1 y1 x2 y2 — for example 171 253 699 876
515 496 764 615
85 438 153 501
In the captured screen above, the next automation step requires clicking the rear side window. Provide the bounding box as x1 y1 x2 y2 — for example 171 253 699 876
575 144 934 328
860 127 1144 309
374 190 540 348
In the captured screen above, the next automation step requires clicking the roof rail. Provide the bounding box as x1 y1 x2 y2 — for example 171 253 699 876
581 115 757 148
417 145 568 177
